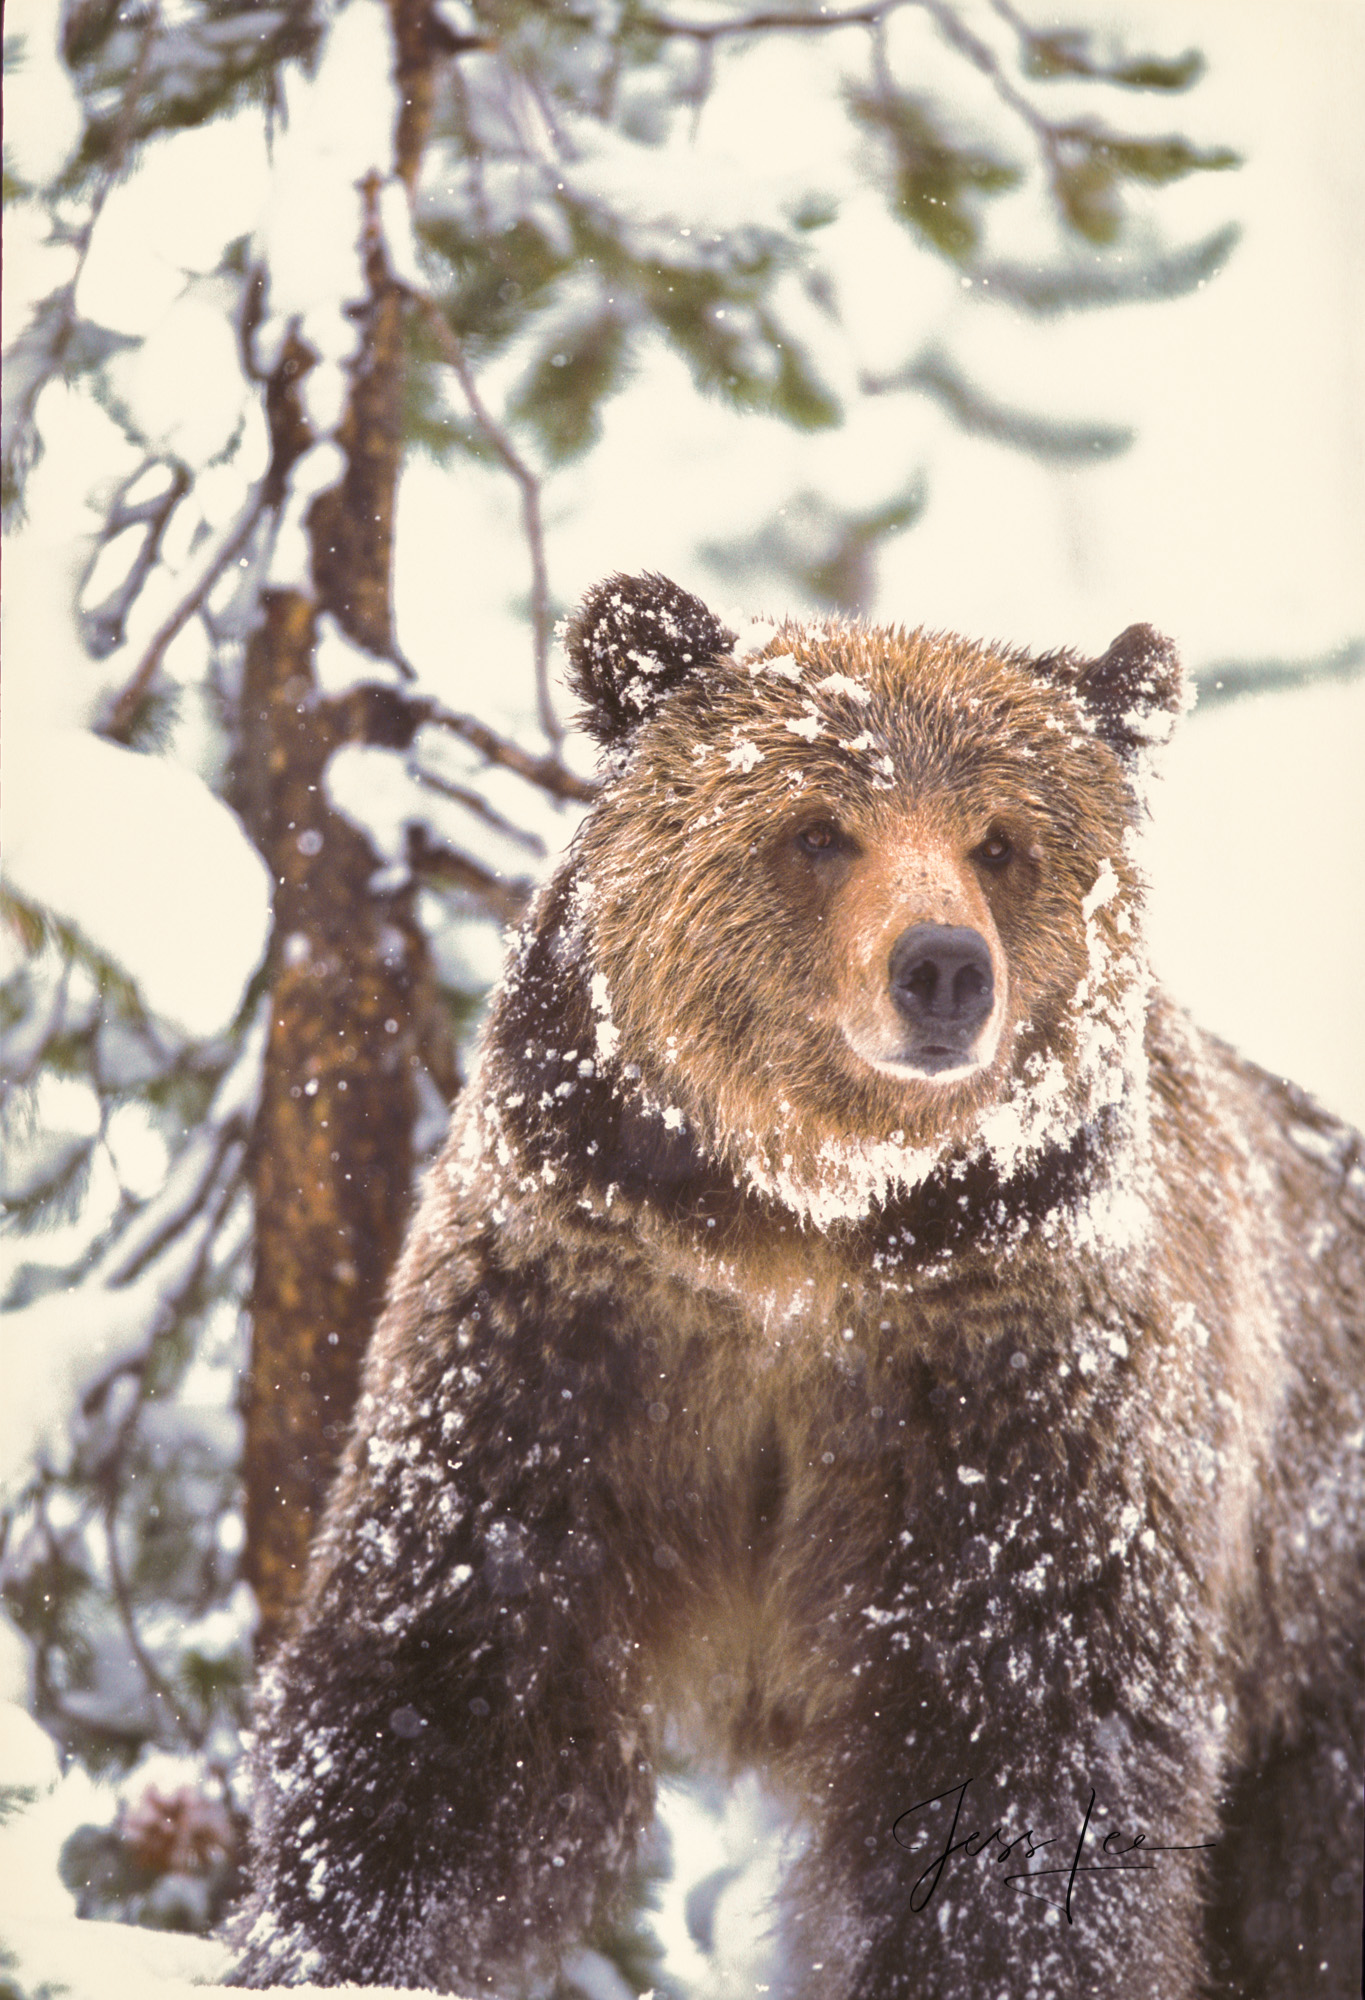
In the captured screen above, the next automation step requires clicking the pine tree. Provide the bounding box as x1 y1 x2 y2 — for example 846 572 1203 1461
2 0 1243 1958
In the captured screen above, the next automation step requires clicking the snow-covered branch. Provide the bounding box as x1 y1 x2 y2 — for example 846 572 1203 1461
0 1007 265 1504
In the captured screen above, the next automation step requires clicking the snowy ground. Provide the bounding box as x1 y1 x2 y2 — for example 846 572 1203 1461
0 1692 788 1999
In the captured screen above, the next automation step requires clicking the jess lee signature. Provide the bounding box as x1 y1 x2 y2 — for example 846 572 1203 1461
891 1776 1218 1924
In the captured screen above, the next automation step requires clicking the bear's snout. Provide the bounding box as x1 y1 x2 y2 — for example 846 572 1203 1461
888 923 995 1069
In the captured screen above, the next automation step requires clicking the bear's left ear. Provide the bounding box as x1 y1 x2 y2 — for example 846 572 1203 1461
1073 623 1185 759
564 572 735 745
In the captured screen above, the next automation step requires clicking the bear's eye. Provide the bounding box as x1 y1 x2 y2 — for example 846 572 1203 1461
974 830 1013 868
797 820 842 856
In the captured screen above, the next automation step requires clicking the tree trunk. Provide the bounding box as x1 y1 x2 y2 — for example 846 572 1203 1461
238 0 440 1652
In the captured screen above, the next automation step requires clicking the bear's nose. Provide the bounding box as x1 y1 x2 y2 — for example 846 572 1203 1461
887 924 995 1040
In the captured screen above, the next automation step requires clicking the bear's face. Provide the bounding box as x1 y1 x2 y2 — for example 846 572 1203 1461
561 578 1183 1225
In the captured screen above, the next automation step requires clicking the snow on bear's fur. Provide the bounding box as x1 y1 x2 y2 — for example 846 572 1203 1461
232 574 1364 2000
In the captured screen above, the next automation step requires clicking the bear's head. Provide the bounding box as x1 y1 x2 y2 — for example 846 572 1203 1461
506 574 1184 1230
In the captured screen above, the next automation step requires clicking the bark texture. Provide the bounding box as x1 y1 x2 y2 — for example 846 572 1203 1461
238 0 443 1650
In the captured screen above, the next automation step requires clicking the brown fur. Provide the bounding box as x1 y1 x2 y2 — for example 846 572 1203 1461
232 579 1364 1998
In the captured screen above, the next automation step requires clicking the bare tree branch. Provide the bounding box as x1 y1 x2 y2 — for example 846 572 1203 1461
93 1132 242 1751
78 458 192 657
406 826 537 926
100 482 268 742
983 0 1026 30
104 1483 203 1746
641 1 1059 194
407 760 550 855
411 696 597 803
636 3 904 42
404 289 560 749
915 0 1053 147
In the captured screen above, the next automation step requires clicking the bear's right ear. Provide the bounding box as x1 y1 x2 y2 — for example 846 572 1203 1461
1072 623 1186 760
563 573 736 745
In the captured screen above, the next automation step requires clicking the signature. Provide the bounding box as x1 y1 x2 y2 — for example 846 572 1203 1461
891 1776 1217 1924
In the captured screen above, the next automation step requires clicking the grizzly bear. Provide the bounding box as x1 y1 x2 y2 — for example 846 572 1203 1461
232 574 1364 1998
